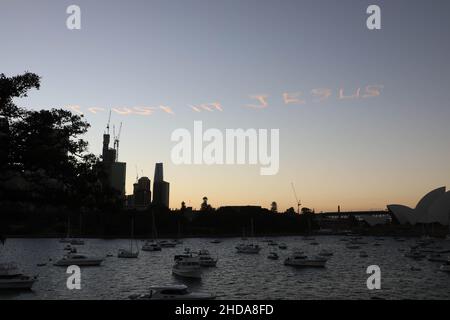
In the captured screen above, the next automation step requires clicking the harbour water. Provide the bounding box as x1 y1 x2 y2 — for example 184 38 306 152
1 236 449 300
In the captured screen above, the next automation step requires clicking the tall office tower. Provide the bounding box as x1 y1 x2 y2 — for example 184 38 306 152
154 163 164 182
152 163 170 208
101 123 126 196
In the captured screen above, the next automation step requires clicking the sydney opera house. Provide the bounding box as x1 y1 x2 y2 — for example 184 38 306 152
388 187 450 226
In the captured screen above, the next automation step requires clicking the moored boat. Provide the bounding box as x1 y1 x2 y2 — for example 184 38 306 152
284 250 327 268
197 249 218 267
236 243 261 254
267 252 279 260
54 253 103 267
172 255 202 279
0 263 37 290
142 241 162 251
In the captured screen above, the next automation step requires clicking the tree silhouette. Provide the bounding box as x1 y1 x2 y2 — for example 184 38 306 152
270 201 278 213
285 207 295 215
200 196 212 212
0 72 121 216
0 72 40 119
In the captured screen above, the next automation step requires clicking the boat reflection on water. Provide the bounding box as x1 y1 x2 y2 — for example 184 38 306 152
129 284 216 300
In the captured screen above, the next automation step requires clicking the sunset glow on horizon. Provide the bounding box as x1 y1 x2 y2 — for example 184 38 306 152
2 0 450 212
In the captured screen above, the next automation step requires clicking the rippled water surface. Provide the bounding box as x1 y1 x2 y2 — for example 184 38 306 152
1 236 449 300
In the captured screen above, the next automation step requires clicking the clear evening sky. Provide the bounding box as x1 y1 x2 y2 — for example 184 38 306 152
1 0 450 212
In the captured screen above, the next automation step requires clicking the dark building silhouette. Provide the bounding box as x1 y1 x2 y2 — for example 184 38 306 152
152 163 170 208
101 126 126 195
133 176 151 209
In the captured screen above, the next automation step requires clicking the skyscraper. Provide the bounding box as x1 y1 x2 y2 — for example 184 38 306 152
154 163 164 182
101 126 126 195
133 176 151 208
152 163 170 208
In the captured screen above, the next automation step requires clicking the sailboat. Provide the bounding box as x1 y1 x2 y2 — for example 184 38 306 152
236 218 261 254
118 216 139 258
142 211 162 252
59 216 72 243
59 214 85 245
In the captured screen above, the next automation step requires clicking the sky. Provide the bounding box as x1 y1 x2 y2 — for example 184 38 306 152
1 0 450 212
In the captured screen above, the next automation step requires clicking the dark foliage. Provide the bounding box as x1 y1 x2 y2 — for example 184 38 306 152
0 72 122 226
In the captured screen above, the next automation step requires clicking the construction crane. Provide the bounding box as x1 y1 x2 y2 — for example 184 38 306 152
114 122 122 161
106 110 111 135
291 182 301 214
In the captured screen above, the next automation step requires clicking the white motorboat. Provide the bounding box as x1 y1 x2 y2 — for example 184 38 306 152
359 251 369 258
142 241 162 251
0 263 37 290
439 261 450 273
129 285 216 300
318 249 333 257
284 250 327 268
172 255 202 279
54 253 104 266
197 249 218 267
236 243 261 254
267 252 279 260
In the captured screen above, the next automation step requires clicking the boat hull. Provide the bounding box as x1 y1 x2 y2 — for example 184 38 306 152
172 267 202 279
199 260 217 267
0 279 36 290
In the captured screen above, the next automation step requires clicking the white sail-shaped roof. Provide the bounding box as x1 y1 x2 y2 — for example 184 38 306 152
427 191 450 226
415 187 446 223
388 186 448 225
387 205 415 224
